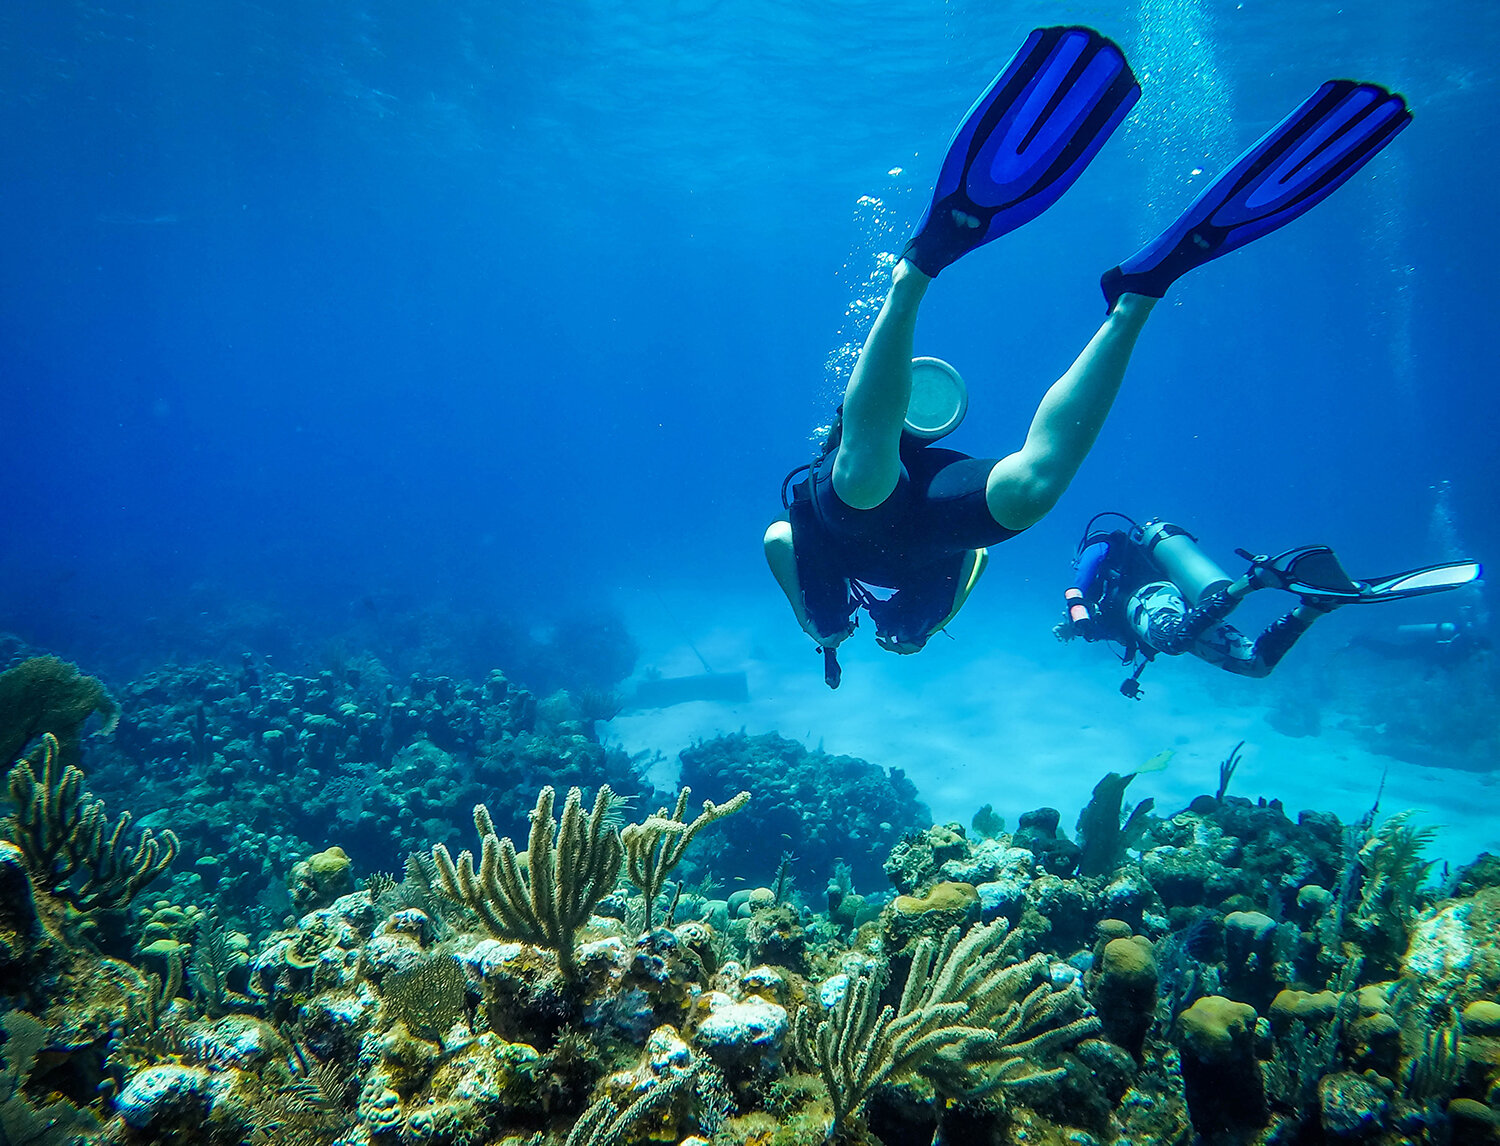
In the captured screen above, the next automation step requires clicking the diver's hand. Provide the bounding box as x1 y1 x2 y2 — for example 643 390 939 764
876 632 926 655
803 617 855 650
1237 550 1288 592
1054 616 1094 642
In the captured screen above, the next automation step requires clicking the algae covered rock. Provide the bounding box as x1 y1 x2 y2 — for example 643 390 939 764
114 1063 237 1134
884 881 979 951
1318 1070 1390 1139
289 845 355 912
1178 995 1266 1136
1088 934 1158 1060
1403 887 1500 1007
693 994 789 1078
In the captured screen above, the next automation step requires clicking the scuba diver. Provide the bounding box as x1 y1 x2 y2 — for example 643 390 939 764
763 24 1413 688
1056 513 1482 697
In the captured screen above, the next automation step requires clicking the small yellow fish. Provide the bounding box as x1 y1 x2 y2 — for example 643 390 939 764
1135 749 1174 775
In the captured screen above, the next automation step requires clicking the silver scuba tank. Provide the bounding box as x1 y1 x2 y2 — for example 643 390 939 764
1136 520 1232 605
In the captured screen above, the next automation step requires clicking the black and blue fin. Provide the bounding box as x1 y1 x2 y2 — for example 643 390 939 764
1102 80 1411 309
903 26 1139 277
1244 545 1364 600
1355 561 1482 603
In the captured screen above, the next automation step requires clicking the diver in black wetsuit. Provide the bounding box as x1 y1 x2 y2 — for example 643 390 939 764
1056 515 1482 698
760 25 1413 688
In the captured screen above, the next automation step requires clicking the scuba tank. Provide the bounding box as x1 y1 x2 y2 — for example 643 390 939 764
1136 520 1232 605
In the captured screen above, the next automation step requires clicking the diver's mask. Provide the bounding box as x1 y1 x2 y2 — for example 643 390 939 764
902 357 968 445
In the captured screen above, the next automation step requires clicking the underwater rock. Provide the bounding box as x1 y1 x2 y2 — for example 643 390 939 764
938 836 1035 888
693 994 789 1078
364 911 435 979
182 1014 286 1072
883 824 968 894
975 877 1028 925
114 1063 234 1132
423 1031 542 1118
1178 995 1267 1136
678 731 928 892
885 881 979 951
1028 874 1094 952
1223 910 1280 1010
0 840 50 993
1403 888 1500 1004
1318 1070 1390 1138
1453 853 1500 897
289 845 355 912
1087 934 1157 1060
299 982 381 1062
745 903 807 972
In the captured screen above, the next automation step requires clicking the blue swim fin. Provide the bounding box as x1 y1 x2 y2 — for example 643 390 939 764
1102 80 1411 310
903 26 1139 278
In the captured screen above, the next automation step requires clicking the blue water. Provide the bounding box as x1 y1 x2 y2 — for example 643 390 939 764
3 0 1496 733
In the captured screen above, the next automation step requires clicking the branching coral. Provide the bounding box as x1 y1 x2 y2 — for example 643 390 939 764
1347 811 1439 971
432 785 623 978
793 921 1100 1138
564 1067 700 1146
4 732 179 911
621 786 750 930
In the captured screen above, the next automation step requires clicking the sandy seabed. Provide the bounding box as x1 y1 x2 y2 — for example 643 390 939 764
607 584 1499 869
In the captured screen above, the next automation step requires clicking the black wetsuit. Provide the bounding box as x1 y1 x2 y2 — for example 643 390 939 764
787 443 1021 648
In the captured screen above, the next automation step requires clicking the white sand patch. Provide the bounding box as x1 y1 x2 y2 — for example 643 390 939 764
607 585 1498 868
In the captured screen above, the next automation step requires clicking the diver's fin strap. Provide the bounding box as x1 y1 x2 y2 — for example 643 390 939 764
1239 545 1362 599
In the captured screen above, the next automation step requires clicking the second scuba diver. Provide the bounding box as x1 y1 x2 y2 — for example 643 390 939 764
1056 514 1482 697
763 25 1414 687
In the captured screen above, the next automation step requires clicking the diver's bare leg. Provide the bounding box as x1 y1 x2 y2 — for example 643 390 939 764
832 258 932 509
985 292 1156 531
763 521 848 646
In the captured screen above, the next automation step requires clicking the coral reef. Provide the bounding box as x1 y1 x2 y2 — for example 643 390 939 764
1 649 1496 1146
79 658 656 934
676 732 930 892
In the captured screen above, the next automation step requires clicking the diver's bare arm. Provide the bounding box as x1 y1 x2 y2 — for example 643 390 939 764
984 293 1155 531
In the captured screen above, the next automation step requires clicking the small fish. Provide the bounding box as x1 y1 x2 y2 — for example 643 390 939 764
1135 749 1174 776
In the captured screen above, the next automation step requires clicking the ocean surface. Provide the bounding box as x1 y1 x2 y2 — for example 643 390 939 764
3 0 1497 859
